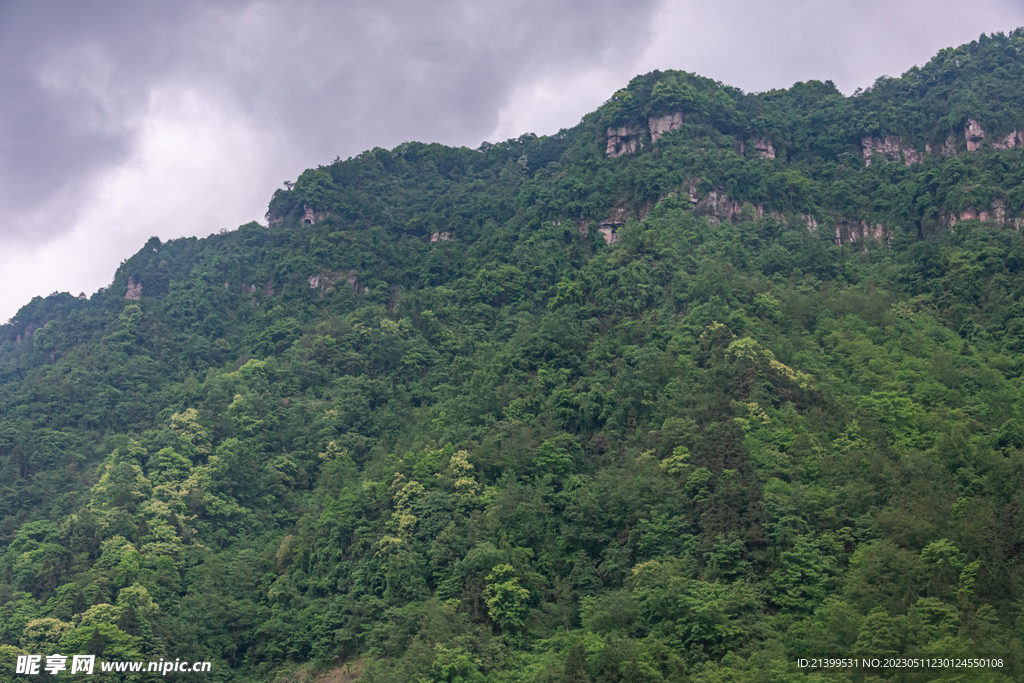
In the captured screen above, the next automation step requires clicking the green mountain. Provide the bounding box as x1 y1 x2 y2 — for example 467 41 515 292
3 29 1024 682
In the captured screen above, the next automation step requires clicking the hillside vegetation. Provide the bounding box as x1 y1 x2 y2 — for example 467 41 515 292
3 30 1024 682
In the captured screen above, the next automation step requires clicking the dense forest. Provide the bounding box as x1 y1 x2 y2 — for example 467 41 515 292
4 29 1024 682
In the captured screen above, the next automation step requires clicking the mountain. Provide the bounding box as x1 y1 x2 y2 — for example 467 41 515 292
3 29 1024 683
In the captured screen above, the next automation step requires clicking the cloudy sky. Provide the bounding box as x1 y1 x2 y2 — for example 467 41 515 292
2 0 1023 321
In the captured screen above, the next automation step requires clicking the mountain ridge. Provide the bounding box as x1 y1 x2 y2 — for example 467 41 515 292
1 30 1024 683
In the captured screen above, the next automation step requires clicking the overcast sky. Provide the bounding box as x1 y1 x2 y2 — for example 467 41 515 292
2 1 1023 322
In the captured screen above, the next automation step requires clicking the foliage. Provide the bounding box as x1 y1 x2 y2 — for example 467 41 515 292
2 30 1024 683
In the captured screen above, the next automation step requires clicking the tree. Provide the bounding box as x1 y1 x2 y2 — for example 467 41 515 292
482 565 530 632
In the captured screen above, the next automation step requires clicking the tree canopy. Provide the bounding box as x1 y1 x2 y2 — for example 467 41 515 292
2 29 1024 683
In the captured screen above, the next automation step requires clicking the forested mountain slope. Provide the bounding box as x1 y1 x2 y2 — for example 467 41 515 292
3 30 1024 683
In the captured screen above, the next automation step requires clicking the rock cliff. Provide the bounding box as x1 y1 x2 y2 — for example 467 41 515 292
597 207 627 244
125 277 142 300
831 221 891 246
946 198 1024 228
751 137 775 159
648 112 684 143
606 126 641 157
861 136 923 166
681 182 895 246
965 119 986 152
926 133 958 157
308 269 359 295
992 130 1024 150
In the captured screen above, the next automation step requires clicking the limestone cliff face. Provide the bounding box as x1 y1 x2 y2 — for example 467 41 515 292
233 280 274 298
944 132 957 156
751 137 775 159
965 119 986 152
15 322 41 343
268 202 325 227
861 136 923 166
308 269 359 295
125 277 142 300
688 184 791 229
831 221 891 246
683 182 893 246
597 207 627 244
648 112 684 143
992 199 1007 224
946 198 1023 228
692 188 745 222
992 130 1024 150
598 226 619 244
926 133 958 157
303 204 326 225
588 182 903 251
858 124 1018 163
430 231 453 243
606 126 641 157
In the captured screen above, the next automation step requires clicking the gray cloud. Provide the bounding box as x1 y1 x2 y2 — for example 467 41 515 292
0 0 660 245
1 0 1023 321
639 0 1024 96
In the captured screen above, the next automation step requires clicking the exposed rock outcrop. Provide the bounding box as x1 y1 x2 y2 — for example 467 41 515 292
965 119 986 152
993 199 1006 224
922 124 1024 154
601 207 627 227
15 322 41 343
696 190 744 222
992 131 1024 150
598 226 619 244
686 184 782 225
264 279 275 296
944 133 957 156
597 207 627 244
832 221 891 246
308 269 359 295
430 231 453 242
606 126 641 157
861 136 923 166
685 184 892 246
927 133 958 157
751 137 775 159
649 112 684 143
308 273 333 289
125 277 142 300
303 205 316 225
688 181 704 202
948 208 979 226
945 199 1017 228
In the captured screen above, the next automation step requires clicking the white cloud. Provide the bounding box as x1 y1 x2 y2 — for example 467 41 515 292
488 65 633 142
637 0 1024 94
484 1 1024 146
1 85 276 320
3 0 1023 323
